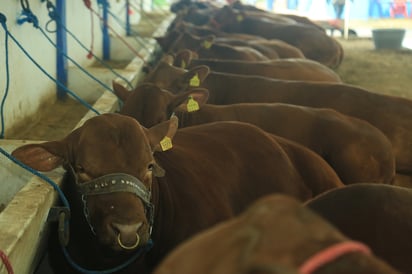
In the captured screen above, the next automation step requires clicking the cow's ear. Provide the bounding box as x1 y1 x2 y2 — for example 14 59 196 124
175 88 209 112
201 35 215 49
147 116 179 152
112 81 130 101
154 36 165 48
174 49 193 69
161 54 175 65
11 142 66 172
183 66 210 88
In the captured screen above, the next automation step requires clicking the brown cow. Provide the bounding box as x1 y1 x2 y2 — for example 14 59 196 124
142 57 412 185
209 6 344 68
154 194 400 274
173 50 341 82
158 30 269 61
113 82 395 185
231 0 326 32
11 113 342 273
305 183 412 273
163 20 306 59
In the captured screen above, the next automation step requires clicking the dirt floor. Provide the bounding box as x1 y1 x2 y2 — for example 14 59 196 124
335 37 412 99
323 18 412 99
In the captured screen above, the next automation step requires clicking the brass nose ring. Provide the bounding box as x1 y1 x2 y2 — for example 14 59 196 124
117 233 140 250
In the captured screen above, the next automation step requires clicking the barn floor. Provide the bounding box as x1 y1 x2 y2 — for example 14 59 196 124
336 36 412 99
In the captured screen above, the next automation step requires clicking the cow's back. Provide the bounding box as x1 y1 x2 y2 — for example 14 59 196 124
154 121 312 212
187 58 342 82
305 183 412 273
202 73 412 174
154 194 400 274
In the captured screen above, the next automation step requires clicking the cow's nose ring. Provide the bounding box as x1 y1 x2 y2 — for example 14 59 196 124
117 233 140 250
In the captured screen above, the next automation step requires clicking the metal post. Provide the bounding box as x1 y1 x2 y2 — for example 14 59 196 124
343 0 350 39
126 0 131 36
102 0 110 60
56 0 68 99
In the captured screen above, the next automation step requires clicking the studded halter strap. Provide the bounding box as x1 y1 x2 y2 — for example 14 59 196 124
73 169 155 236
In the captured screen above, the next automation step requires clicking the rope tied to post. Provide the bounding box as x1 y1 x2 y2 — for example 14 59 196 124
41 1 132 88
0 13 100 115
44 0 60 32
15 2 118 96
16 9 40 28
0 13 10 139
84 0 149 65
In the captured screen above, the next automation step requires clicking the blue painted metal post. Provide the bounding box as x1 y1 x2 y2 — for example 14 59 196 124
56 0 68 99
102 0 110 60
126 0 131 36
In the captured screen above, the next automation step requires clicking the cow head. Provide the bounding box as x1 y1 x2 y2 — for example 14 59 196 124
11 113 178 252
143 55 210 93
173 49 197 69
113 82 209 128
168 31 216 55
209 6 246 30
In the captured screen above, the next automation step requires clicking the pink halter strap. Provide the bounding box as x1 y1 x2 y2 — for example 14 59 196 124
299 241 372 274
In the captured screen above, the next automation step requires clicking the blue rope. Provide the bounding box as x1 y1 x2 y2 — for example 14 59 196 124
16 9 39 28
0 14 10 139
0 146 70 209
44 1 134 89
17 10 116 95
62 239 154 274
0 13 99 115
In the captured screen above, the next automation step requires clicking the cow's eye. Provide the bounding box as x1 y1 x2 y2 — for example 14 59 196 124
148 163 154 171
76 165 92 181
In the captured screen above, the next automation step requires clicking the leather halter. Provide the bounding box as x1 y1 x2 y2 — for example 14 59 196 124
77 173 151 205
70 166 155 237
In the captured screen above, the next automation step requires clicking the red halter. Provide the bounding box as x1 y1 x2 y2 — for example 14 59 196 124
299 241 372 274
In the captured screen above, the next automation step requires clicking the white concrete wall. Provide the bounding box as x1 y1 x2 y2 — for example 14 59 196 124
0 0 135 137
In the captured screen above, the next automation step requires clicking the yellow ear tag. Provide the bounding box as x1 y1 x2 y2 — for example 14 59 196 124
180 60 186 69
236 15 243 22
189 74 200 87
187 96 200 112
202 40 212 49
160 136 173 151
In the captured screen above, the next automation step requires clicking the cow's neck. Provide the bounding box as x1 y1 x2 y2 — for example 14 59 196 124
200 72 244 104
175 105 236 128
148 162 199 267
197 44 237 59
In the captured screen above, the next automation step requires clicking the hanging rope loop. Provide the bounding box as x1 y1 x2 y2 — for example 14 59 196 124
45 0 59 33
0 13 7 25
17 9 40 28
17 0 40 28
20 0 31 12
46 0 59 21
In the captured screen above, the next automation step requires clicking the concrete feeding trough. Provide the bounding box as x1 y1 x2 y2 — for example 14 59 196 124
372 28 406 50
0 12 174 274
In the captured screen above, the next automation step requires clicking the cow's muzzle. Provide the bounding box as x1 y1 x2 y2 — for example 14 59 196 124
70 167 155 240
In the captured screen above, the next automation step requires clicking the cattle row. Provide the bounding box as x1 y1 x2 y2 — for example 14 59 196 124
10 0 412 273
